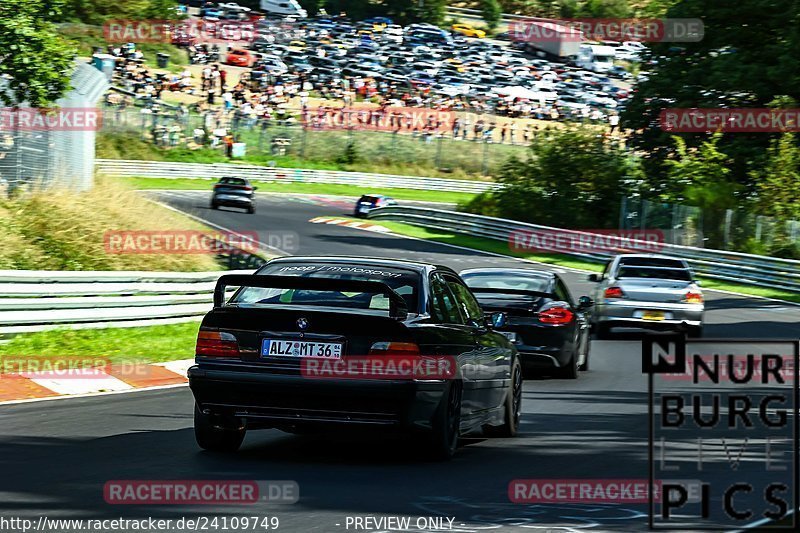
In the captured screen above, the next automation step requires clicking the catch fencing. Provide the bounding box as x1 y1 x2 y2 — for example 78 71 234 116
96 159 499 193
0 63 108 192
367 206 800 293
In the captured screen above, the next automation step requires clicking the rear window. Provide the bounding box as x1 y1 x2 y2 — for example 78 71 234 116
219 177 247 185
232 262 421 313
462 273 551 293
617 267 693 281
619 257 684 268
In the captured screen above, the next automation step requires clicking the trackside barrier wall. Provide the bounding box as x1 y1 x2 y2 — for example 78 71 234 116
0 270 254 334
95 159 499 194
366 206 800 293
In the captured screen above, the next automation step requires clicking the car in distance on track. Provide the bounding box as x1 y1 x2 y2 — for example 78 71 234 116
189 256 522 460
210 176 257 213
353 194 397 217
588 254 705 338
460 268 593 379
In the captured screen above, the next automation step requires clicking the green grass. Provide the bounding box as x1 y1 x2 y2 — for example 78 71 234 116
372 219 800 304
118 177 477 204
97 124 516 179
0 176 221 271
0 322 200 364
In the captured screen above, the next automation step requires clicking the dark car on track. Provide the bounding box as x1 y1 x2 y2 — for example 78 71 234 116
460 268 593 379
353 194 397 217
189 257 522 460
210 176 257 213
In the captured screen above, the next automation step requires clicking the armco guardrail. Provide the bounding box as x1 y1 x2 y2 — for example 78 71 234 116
0 270 253 334
367 206 800 293
96 160 499 194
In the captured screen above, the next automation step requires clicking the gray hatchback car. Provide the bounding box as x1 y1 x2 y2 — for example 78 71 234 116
211 177 256 214
588 254 704 338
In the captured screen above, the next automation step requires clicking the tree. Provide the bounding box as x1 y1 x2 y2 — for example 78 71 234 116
578 0 632 18
621 0 800 194
755 133 800 222
751 133 800 257
59 0 177 24
664 134 739 248
0 0 76 107
481 0 502 31
464 126 642 229
415 0 446 25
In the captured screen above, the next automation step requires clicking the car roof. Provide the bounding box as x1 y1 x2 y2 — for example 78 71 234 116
460 267 556 280
615 254 685 262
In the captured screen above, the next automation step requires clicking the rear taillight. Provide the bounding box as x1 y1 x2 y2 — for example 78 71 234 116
196 330 240 357
538 307 574 325
604 286 625 299
368 342 420 356
242 186 253 192
683 291 704 304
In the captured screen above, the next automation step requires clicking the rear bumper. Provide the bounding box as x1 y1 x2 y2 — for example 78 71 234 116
594 300 704 330
188 365 448 432
516 346 568 368
213 195 253 207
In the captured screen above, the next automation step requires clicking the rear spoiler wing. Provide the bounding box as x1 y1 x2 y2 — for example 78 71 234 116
214 274 409 320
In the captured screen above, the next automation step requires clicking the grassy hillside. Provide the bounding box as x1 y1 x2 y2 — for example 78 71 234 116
0 177 220 271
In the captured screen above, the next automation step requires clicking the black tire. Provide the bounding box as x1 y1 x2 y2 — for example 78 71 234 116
557 352 579 379
595 322 611 340
194 404 245 453
485 359 522 438
687 325 703 338
579 336 591 371
210 202 218 210
429 382 462 461
247 205 255 214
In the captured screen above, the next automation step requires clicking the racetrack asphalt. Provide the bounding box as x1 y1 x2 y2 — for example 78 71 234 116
1 191 797 532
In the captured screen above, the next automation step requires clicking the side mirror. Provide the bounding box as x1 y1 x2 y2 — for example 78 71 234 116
484 311 507 329
577 296 594 310
694 280 702 287
587 273 600 282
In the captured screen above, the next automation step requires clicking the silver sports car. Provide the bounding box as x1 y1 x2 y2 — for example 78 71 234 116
588 254 704 338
